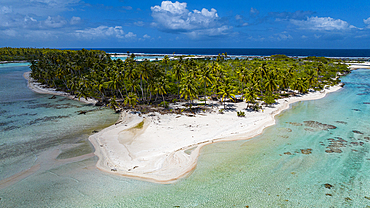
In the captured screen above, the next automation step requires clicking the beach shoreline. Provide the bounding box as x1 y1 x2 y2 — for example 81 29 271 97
23 71 97 105
24 68 345 184
347 62 370 70
88 85 343 183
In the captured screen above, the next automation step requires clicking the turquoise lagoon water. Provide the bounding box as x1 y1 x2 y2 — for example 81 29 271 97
1 64 370 207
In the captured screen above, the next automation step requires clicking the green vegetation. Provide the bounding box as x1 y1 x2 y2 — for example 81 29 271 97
0 47 65 62
237 111 245 117
2 47 350 112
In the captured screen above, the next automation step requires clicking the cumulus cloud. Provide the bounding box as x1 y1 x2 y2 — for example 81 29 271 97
70 16 81 25
291 16 355 31
125 32 136 38
1 6 12 14
29 0 79 7
187 25 230 39
44 16 67 28
2 0 79 18
75 26 136 39
270 10 314 21
134 21 144 27
121 6 132 10
234 14 249 27
151 1 219 31
276 33 293 41
143 34 151 39
250 7 259 17
235 15 242 20
364 17 370 24
364 17 370 28
151 1 231 38
3 29 17 37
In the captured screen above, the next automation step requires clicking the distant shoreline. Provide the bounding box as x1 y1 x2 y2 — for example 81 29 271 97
0 60 29 64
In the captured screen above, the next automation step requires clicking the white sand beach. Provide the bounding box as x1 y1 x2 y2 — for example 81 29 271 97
24 69 343 183
347 62 370 70
23 72 97 105
88 85 342 183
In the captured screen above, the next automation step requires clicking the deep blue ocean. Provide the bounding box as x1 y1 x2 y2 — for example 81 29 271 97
82 48 370 58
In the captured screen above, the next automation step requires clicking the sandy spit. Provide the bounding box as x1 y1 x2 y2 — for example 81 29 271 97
89 85 343 183
23 71 97 104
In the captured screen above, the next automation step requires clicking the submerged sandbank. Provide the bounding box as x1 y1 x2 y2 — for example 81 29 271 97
89 85 342 183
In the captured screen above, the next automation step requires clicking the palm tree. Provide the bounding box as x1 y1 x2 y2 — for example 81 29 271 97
180 74 198 104
124 92 139 108
218 77 236 109
173 61 184 98
154 76 167 102
264 70 278 93
198 63 214 105
243 82 259 109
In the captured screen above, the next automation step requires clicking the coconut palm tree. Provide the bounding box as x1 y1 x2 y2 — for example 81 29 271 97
124 92 139 108
198 63 214 105
180 74 198 104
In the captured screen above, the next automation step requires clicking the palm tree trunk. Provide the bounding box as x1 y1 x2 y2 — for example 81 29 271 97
204 81 207 105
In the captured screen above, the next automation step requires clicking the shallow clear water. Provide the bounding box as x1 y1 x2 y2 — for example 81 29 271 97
1 65 370 207
0 63 118 185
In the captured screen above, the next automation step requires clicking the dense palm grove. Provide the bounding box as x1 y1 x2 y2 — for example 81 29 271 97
1 48 350 112
0 47 61 62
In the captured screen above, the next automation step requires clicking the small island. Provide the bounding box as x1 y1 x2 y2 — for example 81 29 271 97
3 47 362 182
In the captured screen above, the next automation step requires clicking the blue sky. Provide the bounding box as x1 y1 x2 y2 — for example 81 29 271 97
1 0 370 48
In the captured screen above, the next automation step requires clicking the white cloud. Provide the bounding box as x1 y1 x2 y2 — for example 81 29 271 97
250 7 259 16
277 33 292 41
3 29 17 37
186 25 231 39
44 16 67 28
364 17 370 24
125 32 136 38
1 6 12 14
364 17 370 28
271 32 293 41
29 0 79 7
151 1 219 31
75 26 135 39
151 1 230 38
3 0 79 17
291 16 354 31
235 15 242 20
143 34 151 39
134 21 144 27
70 16 81 25
121 6 132 10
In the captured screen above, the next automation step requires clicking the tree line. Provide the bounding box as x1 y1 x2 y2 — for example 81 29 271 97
0 47 64 62
4 47 350 112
